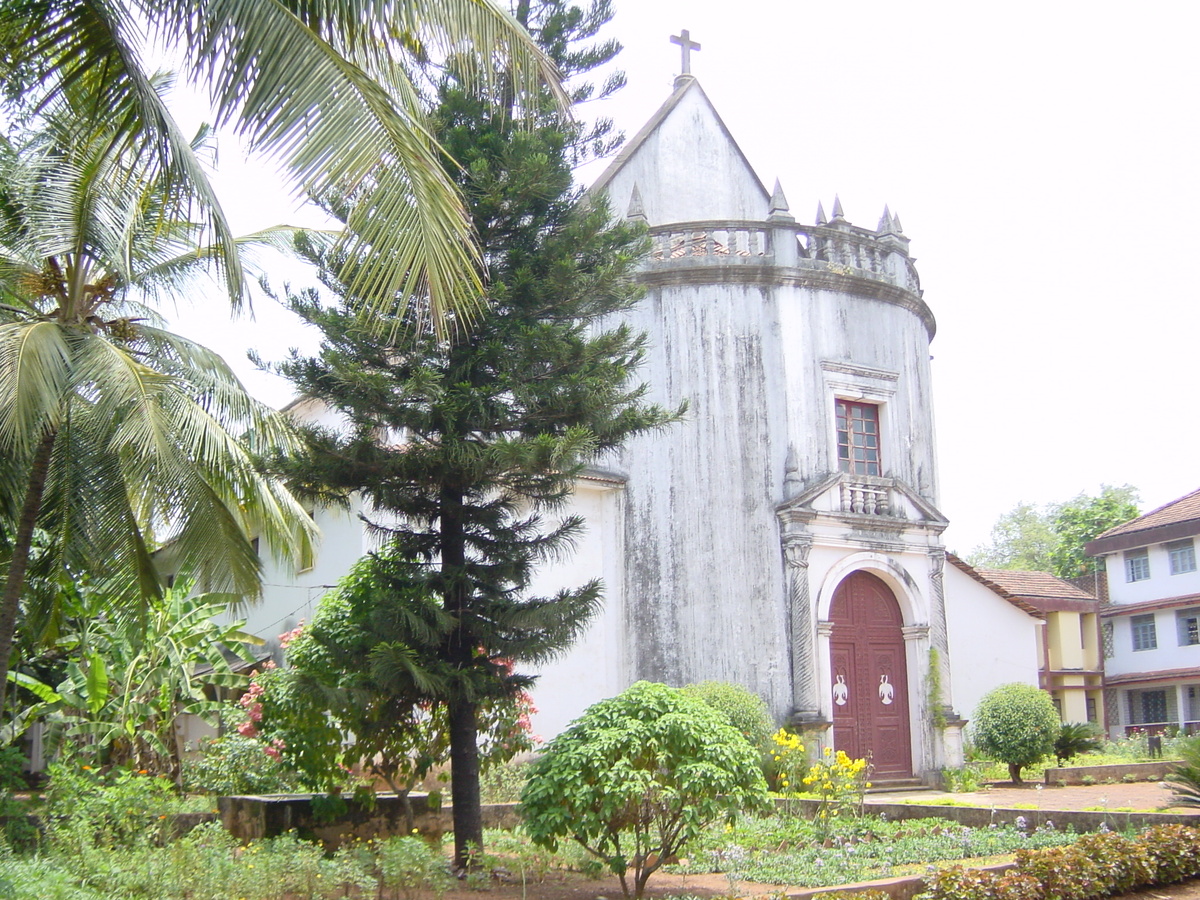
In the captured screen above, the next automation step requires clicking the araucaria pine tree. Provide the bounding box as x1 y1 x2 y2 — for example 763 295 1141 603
268 0 678 868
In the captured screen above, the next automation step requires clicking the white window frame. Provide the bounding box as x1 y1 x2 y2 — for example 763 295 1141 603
1169 539 1197 575
1126 549 1151 583
1131 613 1157 651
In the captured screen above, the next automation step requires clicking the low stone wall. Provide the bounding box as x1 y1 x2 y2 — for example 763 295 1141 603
1043 760 1183 786
218 793 520 848
850 800 1195 832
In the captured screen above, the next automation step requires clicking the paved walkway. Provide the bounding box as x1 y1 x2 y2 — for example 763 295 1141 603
868 780 1200 814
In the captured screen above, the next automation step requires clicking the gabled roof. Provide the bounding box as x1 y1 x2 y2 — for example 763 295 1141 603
946 555 1055 618
1085 487 1200 556
968 566 1098 613
588 75 770 220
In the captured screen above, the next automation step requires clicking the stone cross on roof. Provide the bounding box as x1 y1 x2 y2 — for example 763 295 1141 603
670 29 701 75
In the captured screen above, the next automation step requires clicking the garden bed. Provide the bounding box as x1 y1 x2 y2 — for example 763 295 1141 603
1045 760 1183 786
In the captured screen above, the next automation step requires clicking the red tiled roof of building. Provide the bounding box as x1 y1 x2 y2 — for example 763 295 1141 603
972 568 1098 612
946 555 1046 618
1097 488 1200 539
1086 487 1200 556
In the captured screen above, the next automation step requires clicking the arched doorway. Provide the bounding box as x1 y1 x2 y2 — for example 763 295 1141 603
829 571 912 779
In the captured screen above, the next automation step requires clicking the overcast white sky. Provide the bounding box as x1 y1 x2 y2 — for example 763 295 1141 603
165 0 1200 556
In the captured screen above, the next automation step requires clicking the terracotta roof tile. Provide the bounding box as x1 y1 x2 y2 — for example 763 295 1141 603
972 568 1098 606
1096 487 1200 540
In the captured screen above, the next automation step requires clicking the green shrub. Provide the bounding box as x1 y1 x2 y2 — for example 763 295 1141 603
972 684 1059 783
680 681 774 753
479 757 529 804
520 681 769 899
181 709 308 796
1054 722 1102 765
376 834 449 899
1166 734 1200 807
41 763 192 854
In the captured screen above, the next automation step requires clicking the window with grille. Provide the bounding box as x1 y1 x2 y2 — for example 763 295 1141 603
1134 689 1168 725
1086 697 1097 723
836 400 881 476
1169 540 1197 575
1179 608 1200 646
1102 622 1114 658
1131 614 1157 651
1126 549 1150 582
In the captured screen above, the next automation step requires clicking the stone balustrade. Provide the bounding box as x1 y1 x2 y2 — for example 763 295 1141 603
648 222 769 260
839 474 894 516
644 219 921 296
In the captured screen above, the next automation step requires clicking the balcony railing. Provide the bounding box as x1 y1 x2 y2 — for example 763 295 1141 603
838 474 894 517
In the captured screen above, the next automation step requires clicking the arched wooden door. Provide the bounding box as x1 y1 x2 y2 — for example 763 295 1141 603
829 571 912 779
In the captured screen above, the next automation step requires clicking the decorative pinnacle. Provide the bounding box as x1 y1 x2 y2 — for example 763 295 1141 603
784 445 801 497
891 211 904 233
768 178 794 222
670 29 701 76
626 184 646 223
830 195 846 221
877 205 893 233
815 201 828 225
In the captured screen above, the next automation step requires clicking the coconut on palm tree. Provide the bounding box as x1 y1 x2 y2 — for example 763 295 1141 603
0 93 318 718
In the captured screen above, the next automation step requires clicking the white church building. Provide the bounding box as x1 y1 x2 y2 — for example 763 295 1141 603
237 63 1041 783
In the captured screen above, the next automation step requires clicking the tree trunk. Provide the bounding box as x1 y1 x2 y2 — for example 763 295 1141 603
0 428 58 718
1008 762 1023 784
449 694 482 868
441 481 483 868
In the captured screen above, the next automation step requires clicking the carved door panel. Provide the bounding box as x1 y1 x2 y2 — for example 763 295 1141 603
830 571 912 778
831 643 860 759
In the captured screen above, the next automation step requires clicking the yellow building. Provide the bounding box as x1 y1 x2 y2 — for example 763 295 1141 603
950 562 1102 725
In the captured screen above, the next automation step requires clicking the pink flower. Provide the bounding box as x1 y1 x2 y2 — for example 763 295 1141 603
237 721 259 738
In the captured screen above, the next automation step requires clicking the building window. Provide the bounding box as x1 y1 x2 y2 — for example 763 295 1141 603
1169 540 1197 575
1179 609 1200 646
1125 549 1150 582
1086 697 1097 723
1129 689 1168 725
836 400 881 476
1131 614 1157 651
1102 622 1114 659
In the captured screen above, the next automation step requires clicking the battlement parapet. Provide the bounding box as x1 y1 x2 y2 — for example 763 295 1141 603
643 219 921 297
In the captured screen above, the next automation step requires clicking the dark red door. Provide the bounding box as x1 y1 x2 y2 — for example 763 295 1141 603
830 571 912 778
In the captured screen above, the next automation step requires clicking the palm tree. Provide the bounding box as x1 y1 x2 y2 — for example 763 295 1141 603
0 99 319 716
0 0 563 330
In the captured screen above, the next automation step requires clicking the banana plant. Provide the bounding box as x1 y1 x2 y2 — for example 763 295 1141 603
25 580 263 779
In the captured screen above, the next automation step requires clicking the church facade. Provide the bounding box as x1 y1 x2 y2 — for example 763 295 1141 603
233 67 1043 784
524 72 1041 781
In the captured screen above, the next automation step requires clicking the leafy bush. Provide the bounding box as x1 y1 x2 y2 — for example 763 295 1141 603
479 757 530 804
1054 722 1103 765
520 681 769 899
680 681 774 753
972 683 1059 783
376 835 450 900
181 705 309 795
41 763 198 854
1166 733 1200 807
919 825 1200 900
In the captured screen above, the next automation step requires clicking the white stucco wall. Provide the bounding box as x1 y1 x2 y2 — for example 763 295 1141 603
943 565 1041 727
1105 606 1200 677
1103 545 1200 606
521 481 628 739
